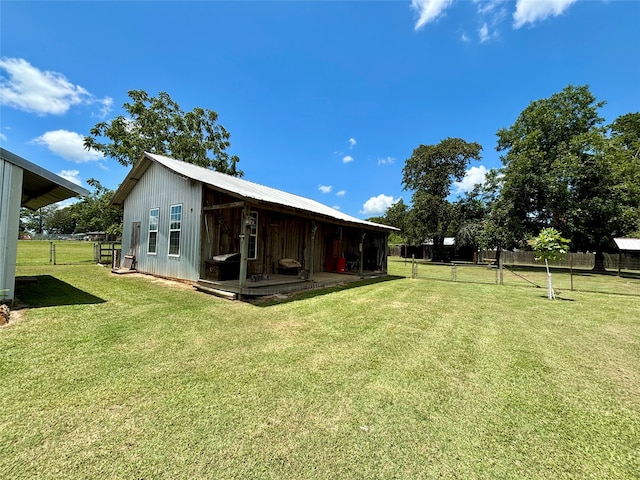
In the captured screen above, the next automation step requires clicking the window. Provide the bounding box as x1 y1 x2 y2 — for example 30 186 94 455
168 204 182 256
247 211 258 260
148 208 159 254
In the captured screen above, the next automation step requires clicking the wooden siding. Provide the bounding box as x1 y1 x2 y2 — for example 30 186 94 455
200 186 389 276
121 162 203 281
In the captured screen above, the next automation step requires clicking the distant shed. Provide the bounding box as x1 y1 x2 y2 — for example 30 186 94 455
613 238 640 274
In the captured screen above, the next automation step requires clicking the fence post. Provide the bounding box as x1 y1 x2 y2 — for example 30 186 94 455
411 254 417 279
49 241 53 263
570 256 574 291
53 244 56 265
451 263 457 281
618 253 622 277
499 257 504 285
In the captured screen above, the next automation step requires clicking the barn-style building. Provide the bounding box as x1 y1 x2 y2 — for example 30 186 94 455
111 153 396 299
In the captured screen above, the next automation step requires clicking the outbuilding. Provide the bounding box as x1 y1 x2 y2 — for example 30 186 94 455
111 152 397 298
1 148 89 303
613 238 640 274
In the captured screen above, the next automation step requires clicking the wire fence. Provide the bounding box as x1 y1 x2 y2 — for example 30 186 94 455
16 240 120 267
394 257 640 297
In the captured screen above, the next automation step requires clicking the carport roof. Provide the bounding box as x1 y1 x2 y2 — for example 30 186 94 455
1 148 89 210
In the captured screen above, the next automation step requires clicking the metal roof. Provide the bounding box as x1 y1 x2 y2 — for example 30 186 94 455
424 237 455 246
614 238 640 252
1 148 89 210
112 152 397 231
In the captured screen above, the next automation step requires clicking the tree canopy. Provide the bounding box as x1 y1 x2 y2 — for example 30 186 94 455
84 90 242 176
384 85 638 263
496 85 639 253
401 138 482 256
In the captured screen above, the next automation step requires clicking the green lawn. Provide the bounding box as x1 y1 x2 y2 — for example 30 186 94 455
1 242 639 479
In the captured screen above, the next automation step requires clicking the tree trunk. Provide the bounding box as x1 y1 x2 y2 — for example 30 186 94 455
592 250 606 272
545 259 555 300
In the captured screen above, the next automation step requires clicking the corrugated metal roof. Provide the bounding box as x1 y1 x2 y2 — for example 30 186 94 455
113 152 397 231
614 238 640 252
1 147 89 209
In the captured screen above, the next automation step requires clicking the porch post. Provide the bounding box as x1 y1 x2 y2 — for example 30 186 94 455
359 231 366 277
238 205 250 291
383 231 389 273
309 221 317 281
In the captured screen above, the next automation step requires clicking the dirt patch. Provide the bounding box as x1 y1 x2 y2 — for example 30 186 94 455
0 305 25 327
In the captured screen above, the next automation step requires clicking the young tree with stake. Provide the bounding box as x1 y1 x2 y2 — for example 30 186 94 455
528 228 570 300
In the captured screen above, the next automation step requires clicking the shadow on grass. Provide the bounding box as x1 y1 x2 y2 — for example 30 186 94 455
15 275 106 308
252 275 405 307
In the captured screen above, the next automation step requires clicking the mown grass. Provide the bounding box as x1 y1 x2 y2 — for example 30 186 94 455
1 243 638 479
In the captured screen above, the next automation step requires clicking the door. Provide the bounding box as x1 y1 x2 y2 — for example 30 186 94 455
128 221 140 269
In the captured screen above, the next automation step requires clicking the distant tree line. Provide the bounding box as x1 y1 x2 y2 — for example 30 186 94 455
370 85 640 265
20 179 122 239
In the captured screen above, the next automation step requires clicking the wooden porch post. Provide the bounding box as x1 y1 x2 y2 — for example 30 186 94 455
359 231 366 277
383 231 389 273
309 221 317 282
238 205 250 292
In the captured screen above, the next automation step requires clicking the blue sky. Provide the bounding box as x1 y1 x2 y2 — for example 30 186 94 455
1 0 639 219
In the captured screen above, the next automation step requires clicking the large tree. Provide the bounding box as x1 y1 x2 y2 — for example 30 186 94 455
20 205 56 236
45 207 76 235
84 90 242 176
402 137 482 259
69 179 123 239
496 85 639 264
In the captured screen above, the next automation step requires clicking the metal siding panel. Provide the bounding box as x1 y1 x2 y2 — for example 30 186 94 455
0 161 23 301
122 162 202 281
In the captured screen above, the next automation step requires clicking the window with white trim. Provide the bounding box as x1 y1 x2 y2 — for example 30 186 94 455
148 208 159 254
168 204 182 256
248 211 258 260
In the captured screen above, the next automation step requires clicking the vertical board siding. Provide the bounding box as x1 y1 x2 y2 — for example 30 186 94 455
122 163 202 281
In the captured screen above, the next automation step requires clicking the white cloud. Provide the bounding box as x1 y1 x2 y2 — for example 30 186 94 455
332 205 341 210
0 132 6 142
342 155 354 163
414 0 578 40
412 0 454 30
318 184 333 194
479 23 491 42
361 194 397 215
32 129 104 163
453 165 487 194
58 169 82 186
336 190 346 197
377 156 395 166
513 0 578 28
348 138 357 148
0 57 112 116
95 97 114 118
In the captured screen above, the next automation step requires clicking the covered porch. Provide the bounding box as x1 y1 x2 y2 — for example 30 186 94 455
195 270 389 300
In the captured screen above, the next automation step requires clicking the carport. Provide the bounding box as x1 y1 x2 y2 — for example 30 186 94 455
1 148 89 303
